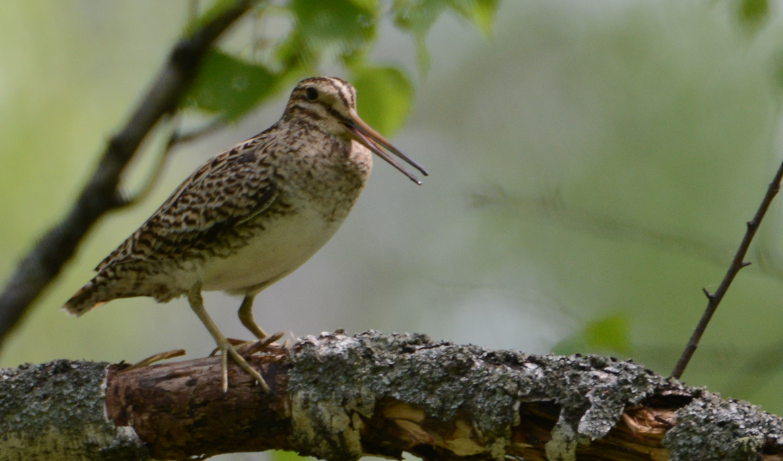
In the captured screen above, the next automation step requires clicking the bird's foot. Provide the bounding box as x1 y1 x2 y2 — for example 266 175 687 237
210 338 245 356
215 339 271 394
209 331 283 357
124 349 186 371
236 331 284 355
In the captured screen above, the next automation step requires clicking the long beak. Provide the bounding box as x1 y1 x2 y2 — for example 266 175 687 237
345 109 428 185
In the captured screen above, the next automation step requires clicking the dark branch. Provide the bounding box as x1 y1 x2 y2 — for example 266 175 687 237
3 331 783 461
0 0 256 346
671 157 783 379
170 117 227 145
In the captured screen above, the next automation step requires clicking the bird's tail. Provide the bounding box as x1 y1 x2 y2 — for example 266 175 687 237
63 265 180 315
62 277 111 316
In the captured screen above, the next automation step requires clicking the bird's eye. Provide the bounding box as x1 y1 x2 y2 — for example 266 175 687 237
305 87 318 101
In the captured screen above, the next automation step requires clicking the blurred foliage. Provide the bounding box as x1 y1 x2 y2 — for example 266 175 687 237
270 450 308 461
393 0 498 72
184 50 279 120
553 313 632 357
184 0 499 133
351 66 414 135
734 0 769 32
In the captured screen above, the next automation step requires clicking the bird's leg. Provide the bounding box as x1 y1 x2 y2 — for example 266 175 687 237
236 294 286 356
238 293 268 339
187 283 270 393
236 293 286 354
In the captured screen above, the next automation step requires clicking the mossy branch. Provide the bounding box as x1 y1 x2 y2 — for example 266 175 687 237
2 331 782 461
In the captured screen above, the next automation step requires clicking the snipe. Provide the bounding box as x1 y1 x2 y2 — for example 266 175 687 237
63 77 427 392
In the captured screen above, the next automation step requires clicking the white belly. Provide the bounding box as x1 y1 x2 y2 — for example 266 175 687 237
199 207 342 293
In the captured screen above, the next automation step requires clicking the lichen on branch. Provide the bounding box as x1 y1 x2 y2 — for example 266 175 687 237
2 331 783 461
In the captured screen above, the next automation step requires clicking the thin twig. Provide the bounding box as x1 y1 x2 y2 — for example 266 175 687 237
117 117 227 208
170 117 227 145
0 0 257 348
115 116 178 208
671 157 783 379
473 186 738 270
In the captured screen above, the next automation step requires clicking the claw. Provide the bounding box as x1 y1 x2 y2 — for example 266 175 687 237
125 349 186 371
237 331 284 355
217 341 270 394
221 344 229 393
210 338 246 356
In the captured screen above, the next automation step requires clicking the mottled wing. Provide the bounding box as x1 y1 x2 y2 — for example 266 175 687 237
62 132 281 315
96 132 278 271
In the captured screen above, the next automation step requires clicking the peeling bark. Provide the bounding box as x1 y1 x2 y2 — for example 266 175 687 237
1 331 781 460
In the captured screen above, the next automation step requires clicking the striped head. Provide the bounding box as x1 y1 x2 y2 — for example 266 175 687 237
283 77 428 184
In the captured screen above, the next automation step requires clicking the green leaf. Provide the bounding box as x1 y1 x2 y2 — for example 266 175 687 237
392 0 444 34
736 0 768 31
291 0 377 56
550 335 583 357
183 50 279 120
273 0 378 74
413 35 431 76
393 0 498 35
392 0 498 73
392 0 444 73
449 0 499 36
552 313 632 356
351 66 414 137
271 450 310 461
583 314 631 355
347 0 379 10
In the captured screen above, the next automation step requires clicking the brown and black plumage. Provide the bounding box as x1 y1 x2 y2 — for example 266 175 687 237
63 76 427 392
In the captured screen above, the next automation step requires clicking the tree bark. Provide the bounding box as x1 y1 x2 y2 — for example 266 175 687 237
1 331 781 461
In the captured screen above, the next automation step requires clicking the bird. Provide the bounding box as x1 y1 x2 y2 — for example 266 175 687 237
63 76 428 393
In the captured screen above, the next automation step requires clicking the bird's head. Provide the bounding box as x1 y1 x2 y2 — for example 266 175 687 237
285 76 428 184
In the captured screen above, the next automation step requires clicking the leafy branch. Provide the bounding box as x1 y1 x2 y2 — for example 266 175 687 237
0 0 258 345
0 0 498 346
